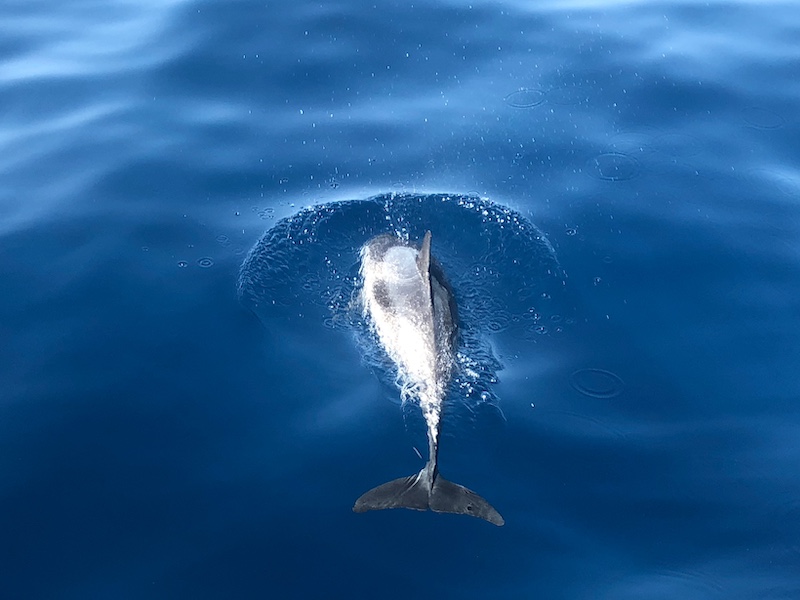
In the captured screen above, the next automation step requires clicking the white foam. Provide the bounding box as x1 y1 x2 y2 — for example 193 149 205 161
360 240 443 436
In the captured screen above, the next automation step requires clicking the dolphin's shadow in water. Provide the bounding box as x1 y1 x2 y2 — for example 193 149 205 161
238 192 568 429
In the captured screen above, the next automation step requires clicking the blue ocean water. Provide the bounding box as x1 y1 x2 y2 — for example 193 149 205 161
2 0 799 597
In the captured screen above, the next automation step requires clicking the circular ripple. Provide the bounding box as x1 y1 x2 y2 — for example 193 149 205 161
569 368 624 399
197 257 215 268
504 88 546 109
605 130 660 156
587 152 640 182
742 106 786 130
486 310 512 333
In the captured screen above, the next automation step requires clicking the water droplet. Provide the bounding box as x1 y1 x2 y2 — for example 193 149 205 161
565 227 577 236
524 308 541 322
177 261 188 268
197 257 215 268
569 368 624 399
593 277 602 285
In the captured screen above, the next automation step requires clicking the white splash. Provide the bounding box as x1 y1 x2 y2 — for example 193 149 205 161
360 241 444 438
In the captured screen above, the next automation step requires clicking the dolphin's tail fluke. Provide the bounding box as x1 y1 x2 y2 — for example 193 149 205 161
428 476 505 526
353 469 504 526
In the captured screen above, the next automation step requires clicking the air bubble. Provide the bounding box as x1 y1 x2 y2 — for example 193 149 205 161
569 368 624 399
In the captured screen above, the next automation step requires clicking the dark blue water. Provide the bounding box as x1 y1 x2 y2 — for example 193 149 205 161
2 1 799 598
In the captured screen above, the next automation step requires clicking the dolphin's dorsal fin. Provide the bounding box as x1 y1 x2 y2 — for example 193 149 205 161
417 230 432 278
416 230 435 330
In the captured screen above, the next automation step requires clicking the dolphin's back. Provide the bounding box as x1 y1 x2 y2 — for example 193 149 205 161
355 231 504 526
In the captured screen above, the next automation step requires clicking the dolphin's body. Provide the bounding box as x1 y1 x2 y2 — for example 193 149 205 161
353 231 504 526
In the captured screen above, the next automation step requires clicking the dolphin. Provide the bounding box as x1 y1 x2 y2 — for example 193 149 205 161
353 231 504 526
